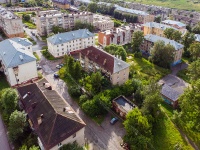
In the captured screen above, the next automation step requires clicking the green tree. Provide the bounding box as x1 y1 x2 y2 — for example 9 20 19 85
131 31 144 53
73 62 81 80
116 46 127 61
182 32 195 57
67 56 74 75
179 79 200 132
23 14 31 22
192 22 200 34
8 110 27 142
74 21 94 32
51 26 65 34
164 28 175 39
87 3 98 13
172 30 182 42
91 72 103 94
29 145 40 150
142 81 162 119
1 88 18 115
60 141 84 150
189 42 200 60
154 16 161 23
150 41 174 68
188 59 200 81
123 108 152 150
79 94 88 104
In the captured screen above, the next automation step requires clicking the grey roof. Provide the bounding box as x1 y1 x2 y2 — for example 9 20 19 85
0 38 35 68
143 22 177 30
144 34 184 50
47 29 95 45
52 0 70 4
98 2 149 16
161 20 186 28
76 0 91 3
9 38 32 46
161 84 181 101
113 57 130 74
195 34 200 42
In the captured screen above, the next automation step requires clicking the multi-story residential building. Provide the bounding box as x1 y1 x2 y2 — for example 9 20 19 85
52 0 70 9
0 6 24 38
0 38 37 86
78 46 130 85
161 20 186 29
140 34 184 66
142 22 177 36
47 29 95 58
17 78 86 150
93 14 114 31
36 10 93 36
98 25 135 47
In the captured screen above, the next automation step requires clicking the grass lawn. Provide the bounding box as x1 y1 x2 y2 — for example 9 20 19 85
126 0 200 11
177 68 191 83
27 37 36 45
92 115 105 125
41 50 56 60
23 21 36 29
127 54 170 84
153 110 193 150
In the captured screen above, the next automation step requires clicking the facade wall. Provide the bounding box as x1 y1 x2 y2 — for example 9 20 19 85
53 2 70 9
48 37 95 58
143 26 164 36
6 61 38 86
50 128 85 150
111 67 129 85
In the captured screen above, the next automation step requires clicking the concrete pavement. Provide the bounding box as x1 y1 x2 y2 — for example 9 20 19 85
0 115 10 150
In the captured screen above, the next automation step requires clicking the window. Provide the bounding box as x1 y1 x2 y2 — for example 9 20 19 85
57 45 58 47
58 143 62 148
73 133 76 138
28 47 30 49
58 53 59 56
57 49 59 52
62 48 64 51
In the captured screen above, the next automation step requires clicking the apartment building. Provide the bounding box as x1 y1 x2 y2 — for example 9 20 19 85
78 46 130 85
161 20 186 29
36 10 93 36
0 38 37 86
0 6 24 38
98 25 135 47
142 22 177 36
52 0 70 9
140 34 184 66
47 29 95 58
17 78 85 150
93 14 114 31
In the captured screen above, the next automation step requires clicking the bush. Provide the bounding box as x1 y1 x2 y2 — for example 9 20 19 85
79 94 88 104
134 52 142 58
68 86 81 97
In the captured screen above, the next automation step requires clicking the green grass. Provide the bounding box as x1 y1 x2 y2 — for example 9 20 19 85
126 0 200 11
28 37 36 45
160 102 174 118
177 68 191 83
153 111 193 150
127 54 170 84
23 21 36 29
33 52 40 61
41 50 56 60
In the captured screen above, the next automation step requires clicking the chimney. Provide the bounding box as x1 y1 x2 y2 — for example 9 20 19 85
63 107 66 112
103 59 107 65
37 116 42 125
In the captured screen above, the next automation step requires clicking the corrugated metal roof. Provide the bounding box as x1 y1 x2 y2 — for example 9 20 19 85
144 34 184 50
0 38 35 68
47 29 95 45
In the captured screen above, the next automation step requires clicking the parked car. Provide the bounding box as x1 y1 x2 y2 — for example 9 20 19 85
37 64 42 70
56 65 62 69
110 117 118 125
54 73 59 78
59 63 64 67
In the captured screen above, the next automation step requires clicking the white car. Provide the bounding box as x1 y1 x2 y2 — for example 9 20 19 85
56 65 62 69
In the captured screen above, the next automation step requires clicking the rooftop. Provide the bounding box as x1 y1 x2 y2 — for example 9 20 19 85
144 34 184 50
0 38 35 68
143 22 177 30
17 78 85 150
52 0 70 4
161 20 186 28
47 29 95 45
0 6 19 19
80 46 130 74
113 95 136 114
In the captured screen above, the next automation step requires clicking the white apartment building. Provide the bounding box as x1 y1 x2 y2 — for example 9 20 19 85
98 25 137 47
0 6 24 38
93 14 114 31
36 10 93 36
47 29 95 58
0 38 37 86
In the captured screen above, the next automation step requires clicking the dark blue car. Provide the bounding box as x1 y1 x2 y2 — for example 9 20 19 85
110 117 118 125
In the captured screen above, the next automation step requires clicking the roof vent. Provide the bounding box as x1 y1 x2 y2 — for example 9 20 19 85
18 39 21 42
59 37 62 40
87 32 89 35
37 116 42 125
3 52 6 55
118 62 121 66
72 33 74 36
19 55 23 61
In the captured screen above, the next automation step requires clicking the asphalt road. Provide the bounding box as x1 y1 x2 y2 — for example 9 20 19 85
38 52 125 150
0 115 10 150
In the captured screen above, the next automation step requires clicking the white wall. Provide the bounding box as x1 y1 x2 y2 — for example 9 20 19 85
6 61 38 86
48 36 95 58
